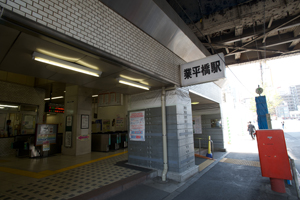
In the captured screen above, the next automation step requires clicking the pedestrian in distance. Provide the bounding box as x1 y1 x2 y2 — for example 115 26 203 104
6 120 12 137
247 121 256 140
281 121 285 129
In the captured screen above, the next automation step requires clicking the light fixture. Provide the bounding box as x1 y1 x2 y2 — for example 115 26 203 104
117 77 150 90
191 102 199 105
44 96 64 101
92 95 98 97
32 52 102 77
0 104 18 108
0 107 4 109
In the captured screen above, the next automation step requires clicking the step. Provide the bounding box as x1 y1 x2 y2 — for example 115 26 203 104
70 168 156 200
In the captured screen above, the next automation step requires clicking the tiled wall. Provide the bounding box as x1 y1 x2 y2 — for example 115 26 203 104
0 0 185 84
0 80 45 123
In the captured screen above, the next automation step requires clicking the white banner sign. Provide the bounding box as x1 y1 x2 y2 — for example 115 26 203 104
180 53 225 86
129 111 145 141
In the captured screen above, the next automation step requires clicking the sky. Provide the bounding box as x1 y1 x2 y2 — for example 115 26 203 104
227 53 300 98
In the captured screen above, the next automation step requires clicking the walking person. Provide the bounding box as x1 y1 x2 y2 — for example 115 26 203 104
247 121 256 140
281 121 285 129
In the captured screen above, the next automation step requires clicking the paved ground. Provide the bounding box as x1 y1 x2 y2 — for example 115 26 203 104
107 151 298 200
106 135 299 200
0 150 143 200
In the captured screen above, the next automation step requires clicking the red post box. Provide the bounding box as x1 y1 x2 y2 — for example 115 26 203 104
255 129 292 193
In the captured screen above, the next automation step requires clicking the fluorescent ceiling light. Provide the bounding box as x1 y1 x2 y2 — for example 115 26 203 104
0 104 18 108
191 102 199 105
117 78 150 90
92 95 98 97
32 52 102 77
44 96 64 100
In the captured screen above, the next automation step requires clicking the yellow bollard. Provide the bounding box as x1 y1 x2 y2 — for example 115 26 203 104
208 136 211 154
206 136 213 158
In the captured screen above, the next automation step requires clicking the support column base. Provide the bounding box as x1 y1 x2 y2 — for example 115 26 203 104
270 178 286 193
157 165 198 182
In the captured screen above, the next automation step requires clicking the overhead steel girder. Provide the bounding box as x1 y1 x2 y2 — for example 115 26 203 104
227 32 300 55
206 32 300 55
207 16 300 45
202 43 284 55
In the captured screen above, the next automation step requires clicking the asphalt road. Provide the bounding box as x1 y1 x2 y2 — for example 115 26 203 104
284 132 300 172
272 119 300 172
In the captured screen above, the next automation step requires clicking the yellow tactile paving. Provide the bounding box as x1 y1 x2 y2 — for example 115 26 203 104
0 151 128 178
198 159 215 171
220 158 260 167
0 166 46 178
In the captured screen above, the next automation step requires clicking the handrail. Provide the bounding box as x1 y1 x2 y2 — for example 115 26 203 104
195 137 214 159
289 157 300 199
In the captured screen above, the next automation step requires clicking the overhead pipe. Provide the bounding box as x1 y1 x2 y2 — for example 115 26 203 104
161 87 168 181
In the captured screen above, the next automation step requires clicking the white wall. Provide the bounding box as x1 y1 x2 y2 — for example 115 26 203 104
92 95 128 132
46 114 65 133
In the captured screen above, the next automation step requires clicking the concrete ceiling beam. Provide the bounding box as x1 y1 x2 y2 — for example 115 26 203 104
235 53 241 60
289 26 300 48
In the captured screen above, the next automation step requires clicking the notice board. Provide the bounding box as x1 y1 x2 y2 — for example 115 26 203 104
129 111 145 141
35 124 58 146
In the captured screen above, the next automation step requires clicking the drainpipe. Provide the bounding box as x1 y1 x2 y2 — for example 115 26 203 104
161 87 168 181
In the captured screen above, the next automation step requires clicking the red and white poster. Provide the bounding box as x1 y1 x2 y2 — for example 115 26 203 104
129 111 145 141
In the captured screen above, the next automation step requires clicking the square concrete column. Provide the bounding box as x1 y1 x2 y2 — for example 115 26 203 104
62 85 93 156
127 89 198 182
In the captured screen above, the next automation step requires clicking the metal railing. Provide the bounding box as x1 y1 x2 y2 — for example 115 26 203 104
196 137 214 159
289 157 300 199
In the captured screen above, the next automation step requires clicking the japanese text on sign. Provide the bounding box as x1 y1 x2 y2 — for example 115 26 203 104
183 60 222 79
180 53 225 86
129 111 145 141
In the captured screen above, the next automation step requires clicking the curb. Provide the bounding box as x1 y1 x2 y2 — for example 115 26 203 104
70 170 156 200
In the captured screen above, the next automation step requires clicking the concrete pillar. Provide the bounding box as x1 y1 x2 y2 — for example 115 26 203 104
127 88 198 182
62 85 93 156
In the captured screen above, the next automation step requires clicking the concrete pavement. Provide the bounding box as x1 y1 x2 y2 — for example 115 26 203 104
106 151 298 200
104 135 299 200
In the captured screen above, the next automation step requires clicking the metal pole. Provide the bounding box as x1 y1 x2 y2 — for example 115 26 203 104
211 139 214 159
291 159 300 199
199 138 201 152
161 87 168 181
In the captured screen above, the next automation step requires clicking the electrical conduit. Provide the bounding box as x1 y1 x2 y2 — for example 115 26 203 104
161 87 168 181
